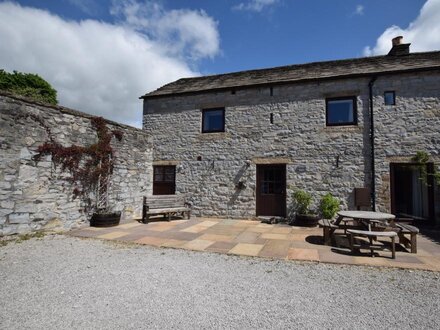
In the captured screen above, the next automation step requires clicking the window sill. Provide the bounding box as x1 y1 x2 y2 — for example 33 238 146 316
196 132 230 140
322 125 363 133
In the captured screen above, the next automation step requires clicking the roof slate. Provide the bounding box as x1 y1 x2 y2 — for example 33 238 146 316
141 51 440 99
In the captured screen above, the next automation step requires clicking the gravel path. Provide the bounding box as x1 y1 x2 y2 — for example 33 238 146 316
1 235 439 329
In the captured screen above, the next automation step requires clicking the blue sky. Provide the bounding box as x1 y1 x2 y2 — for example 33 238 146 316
1 0 439 126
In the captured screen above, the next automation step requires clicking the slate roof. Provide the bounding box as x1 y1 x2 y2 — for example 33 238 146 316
141 51 440 98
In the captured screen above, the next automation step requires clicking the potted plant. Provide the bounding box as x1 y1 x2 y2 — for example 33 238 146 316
319 193 340 220
292 190 320 227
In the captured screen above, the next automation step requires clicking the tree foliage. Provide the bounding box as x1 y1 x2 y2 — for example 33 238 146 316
0 69 58 105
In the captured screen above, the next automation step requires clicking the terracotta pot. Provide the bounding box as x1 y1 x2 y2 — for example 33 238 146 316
90 212 121 227
295 214 320 227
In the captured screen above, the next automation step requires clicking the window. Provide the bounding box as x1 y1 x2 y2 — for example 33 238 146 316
202 108 225 133
326 97 357 126
384 91 396 105
153 166 176 195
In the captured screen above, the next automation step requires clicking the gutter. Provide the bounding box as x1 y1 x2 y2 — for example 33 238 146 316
368 77 378 211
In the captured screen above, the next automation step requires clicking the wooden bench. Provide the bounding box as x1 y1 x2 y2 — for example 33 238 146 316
318 219 339 245
395 223 419 253
142 195 191 224
347 229 397 259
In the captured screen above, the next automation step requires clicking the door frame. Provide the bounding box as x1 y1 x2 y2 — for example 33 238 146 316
390 162 435 223
256 164 287 217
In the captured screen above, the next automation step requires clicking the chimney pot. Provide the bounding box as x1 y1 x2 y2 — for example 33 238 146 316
392 36 403 46
388 36 410 56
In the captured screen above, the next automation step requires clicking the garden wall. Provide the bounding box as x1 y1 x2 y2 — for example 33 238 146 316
0 92 152 236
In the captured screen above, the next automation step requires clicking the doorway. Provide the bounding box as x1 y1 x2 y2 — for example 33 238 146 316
256 164 286 217
390 163 435 222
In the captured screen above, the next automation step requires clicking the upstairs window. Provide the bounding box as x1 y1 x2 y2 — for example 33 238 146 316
202 108 225 133
326 97 357 126
384 91 396 105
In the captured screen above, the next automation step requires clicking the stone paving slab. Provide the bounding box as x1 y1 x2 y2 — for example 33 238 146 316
69 217 440 271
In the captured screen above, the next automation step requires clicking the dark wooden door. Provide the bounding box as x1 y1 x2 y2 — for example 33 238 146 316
256 164 286 217
153 166 176 195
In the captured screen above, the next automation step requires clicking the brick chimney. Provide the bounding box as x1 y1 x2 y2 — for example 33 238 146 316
388 36 411 56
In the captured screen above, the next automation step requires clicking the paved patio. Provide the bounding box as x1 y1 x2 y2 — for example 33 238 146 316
70 217 440 271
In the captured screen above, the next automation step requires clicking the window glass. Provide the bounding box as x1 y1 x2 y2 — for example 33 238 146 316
326 97 356 126
202 108 224 133
384 91 396 105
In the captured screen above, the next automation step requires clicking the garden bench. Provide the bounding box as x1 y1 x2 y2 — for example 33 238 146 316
318 219 339 245
347 229 397 259
142 195 191 224
395 223 419 253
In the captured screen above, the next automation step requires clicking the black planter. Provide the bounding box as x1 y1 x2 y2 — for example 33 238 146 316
90 212 121 227
294 214 320 227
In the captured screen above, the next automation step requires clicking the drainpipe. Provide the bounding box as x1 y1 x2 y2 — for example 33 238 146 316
369 76 377 211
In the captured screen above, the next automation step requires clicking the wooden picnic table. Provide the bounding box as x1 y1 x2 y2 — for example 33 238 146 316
335 210 395 231
320 210 395 246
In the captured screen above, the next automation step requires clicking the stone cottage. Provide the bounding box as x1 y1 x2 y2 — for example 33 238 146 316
141 37 440 225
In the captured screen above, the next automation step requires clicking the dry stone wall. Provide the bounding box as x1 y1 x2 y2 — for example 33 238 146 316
0 93 152 235
144 71 440 220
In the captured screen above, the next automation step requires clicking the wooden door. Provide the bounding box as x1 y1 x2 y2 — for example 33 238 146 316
153 166 176 195
256 164 286 217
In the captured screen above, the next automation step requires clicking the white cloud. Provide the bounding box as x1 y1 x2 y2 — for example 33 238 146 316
354 4 364 16
0 1 220 127
68 0 98 15
110 0 219 61
232 0 278 13
364 0 440 56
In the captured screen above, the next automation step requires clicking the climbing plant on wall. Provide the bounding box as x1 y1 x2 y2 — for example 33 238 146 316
32 116 123 211
411 151 440 186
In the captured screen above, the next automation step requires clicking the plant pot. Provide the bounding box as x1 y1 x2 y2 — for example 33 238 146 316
90 212 121 227
294 214 320 227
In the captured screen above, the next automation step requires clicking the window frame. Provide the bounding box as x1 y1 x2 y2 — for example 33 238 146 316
384 91 396 105
325 96 358 127
153 165 176 195
201 108 225 133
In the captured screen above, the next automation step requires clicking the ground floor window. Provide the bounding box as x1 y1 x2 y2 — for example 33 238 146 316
153 165 176 195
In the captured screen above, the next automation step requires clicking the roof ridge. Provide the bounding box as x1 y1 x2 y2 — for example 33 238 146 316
142 50 440 99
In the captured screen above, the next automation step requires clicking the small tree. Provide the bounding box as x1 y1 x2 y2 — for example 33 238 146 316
292 190 313 215
0 69 58 105
319 193 340 219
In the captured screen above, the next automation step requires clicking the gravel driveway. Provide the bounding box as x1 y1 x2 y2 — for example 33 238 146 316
1 235 439 329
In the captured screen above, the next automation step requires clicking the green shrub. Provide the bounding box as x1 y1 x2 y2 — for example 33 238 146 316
0 69 58 105
292 190 312 215
319 193 340 219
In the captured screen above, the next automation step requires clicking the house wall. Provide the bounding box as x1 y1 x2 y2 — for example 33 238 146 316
143 71 440 220
0 93 153 236
373 73 440 218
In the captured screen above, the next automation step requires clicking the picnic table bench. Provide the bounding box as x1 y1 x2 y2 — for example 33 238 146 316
318 219 339 245
395 223 419 253
347 229 397 259
142 195 191 224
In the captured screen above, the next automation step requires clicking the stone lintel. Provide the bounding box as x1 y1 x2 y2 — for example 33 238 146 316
322 90 362 98
252 157 291 164
153 160 180 166
385 156 440 163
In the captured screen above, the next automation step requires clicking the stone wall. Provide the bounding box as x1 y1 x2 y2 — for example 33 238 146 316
143 70 440 220
0 93 152 235
373 73 440 217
